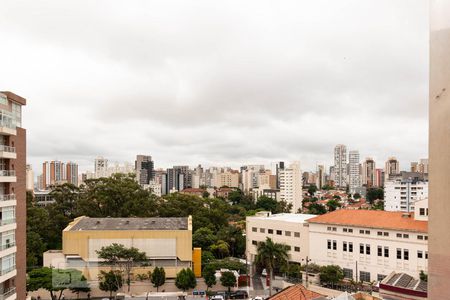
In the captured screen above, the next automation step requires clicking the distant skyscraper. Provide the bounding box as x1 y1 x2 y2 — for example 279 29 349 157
375 168 384 187
26 164 34 191
42 160 66 188
385 157 400 181
348 150 361 193
334 144 347 188
135 155 154 185
279 161 302 213
412 159 429 174
94 156 108 178
173 165 192 189
316 165 325 189
276 161 285 189
66 162 78 186
166 167 184 192
362 157 376 187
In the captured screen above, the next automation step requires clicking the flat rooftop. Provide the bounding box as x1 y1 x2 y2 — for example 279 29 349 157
68 216 189 231
248 213 317 223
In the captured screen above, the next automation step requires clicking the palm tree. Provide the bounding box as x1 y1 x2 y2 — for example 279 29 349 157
255 237 289 296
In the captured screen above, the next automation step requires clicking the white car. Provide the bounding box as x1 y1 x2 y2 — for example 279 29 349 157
211 296 225 300
253 297 264 300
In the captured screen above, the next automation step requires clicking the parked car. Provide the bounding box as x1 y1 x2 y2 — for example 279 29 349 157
210 295 225 300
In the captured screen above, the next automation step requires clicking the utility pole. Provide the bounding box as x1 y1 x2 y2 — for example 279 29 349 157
302 256 311 288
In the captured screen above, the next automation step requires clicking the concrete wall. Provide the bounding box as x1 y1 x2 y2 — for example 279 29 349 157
429 1 450 298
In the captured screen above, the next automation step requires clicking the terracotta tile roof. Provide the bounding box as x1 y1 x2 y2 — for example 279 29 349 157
181 188 205 193
267 284 324 300
308 209 427 233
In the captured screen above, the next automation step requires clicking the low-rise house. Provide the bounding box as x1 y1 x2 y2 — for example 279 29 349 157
379 272 427 299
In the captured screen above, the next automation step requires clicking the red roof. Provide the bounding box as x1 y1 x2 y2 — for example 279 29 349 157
308 209 427 233
267 284 324 300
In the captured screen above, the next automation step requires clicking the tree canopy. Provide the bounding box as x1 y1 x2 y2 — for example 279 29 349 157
151 267 166 292
220 271 237 293
175 268 196 291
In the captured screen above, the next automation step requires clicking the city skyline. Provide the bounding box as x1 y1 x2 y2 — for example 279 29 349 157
0 0 428 173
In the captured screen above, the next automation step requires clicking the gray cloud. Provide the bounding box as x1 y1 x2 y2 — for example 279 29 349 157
0 0 429 173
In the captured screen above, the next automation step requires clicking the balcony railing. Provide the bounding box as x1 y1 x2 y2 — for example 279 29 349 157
0 219 15 226
0 242 15 251
0 171 15 177
0 265 15 276
0 195 15 202
0 287 15 300
0 146 15 153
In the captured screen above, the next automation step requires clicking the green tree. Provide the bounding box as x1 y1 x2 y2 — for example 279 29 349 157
96 243 147 292
256 195 278 212
307 203 327 215
420 270 428 282
326 199 341 212
217 225 246 257
220 271 237 294
98 270 123 299
255 238 289 296
319 265 344 285
203 265 217 290
151 267 166 292
275 200 293 213
210 240 230 259
366 188 384 204
353 193 361 199
371 200 385 210
69 275 91 299
202 191 210 198
228 190 244 205
308 185 318 196
175 268 197 291
27 267 82 300
193 227 217 250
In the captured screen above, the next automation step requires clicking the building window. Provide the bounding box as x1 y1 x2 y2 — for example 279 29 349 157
396 233 402 238
365 230 370 235
348 228 353 233
252 240 257 245
343 242 347 252
268 229 273 234
349 242 353 253
294 247 300 252
377 246 382 257
403 234 409 239
327 240 332 250
425 251 428 259
327 226 332 231
418 235 424 240
420 208 425 216
276 230 282 235
425 236 428 240
366 244 371 255
252 227 257 232
359 230 364 234
360 244 364 254
360 271 371 282
332 227 337 232
418 250 423 259
333 240 337 250
294 232 300 238
377 274 387 281
384 247 389 258
404 249 409 261
286 245 291 251
343 268 353 279
383 232 389 237
377 231 382 236
343 228 348 232
285 231 291 237
397 248 402 259
260 228 265 233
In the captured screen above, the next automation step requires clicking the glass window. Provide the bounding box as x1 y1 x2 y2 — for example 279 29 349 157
327 240 331 250
383 232 389 237
384 247 389 258
377 231 382 236
377 246 382 257
418 235 424 240
332 240 337 250
403 234 409 239
360 244 364 254
294 232 300 238
365 230 370 235
294 247 300 252
420 208 425 216
252 227 257 232
418 250 423 259
360 271 371 282
0 94 7 106
343 242 347 252
268 229 273 234
348 229 353 233
343 268 353 279
276 230 282 235
260 228 265 233
252 240 257 245
359 230 364 234
366 244 371 255
349 242 353 253
285 231 291 236
404 249 409 261
377 274 387 281
396 233 402 238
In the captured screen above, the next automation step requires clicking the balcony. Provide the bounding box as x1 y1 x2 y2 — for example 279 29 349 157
0 267 15 284
0 244 15 260
0 287 16 300
0 219 15 227
0 146 15 160
0 121 15 137
0 195 15 208
0 172 15 183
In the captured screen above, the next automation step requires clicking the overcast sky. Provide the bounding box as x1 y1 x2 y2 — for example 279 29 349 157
0 0 429 173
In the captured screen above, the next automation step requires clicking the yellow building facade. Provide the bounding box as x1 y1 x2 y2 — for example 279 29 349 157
44 215 201 280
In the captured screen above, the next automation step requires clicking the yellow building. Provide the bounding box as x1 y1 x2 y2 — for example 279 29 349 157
43 215 201 280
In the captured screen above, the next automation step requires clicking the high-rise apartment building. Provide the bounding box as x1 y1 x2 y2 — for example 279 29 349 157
375 168 384 187
279 161 302 212
42 161 66 188
334 144 347 188
348 150 361 193
94 156 108 178
362 158 376 187
66 162 78 186
241 165 265 193
135 155 154 185
0 91 27 299
385 157 400 181
26 164 34 191
316 165 325 189
429 2 450 297
173 165 192 189
384 177 428 212
411 159 429 174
